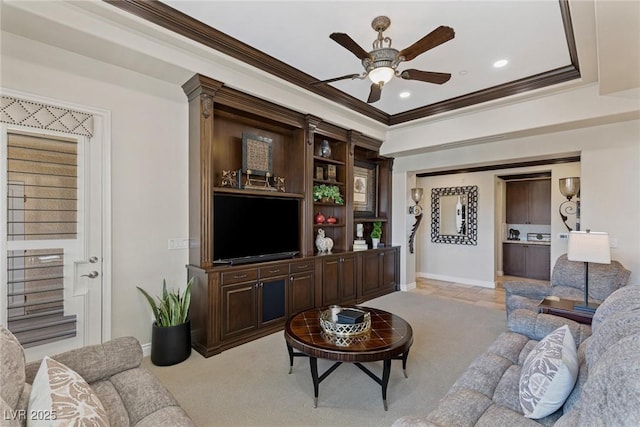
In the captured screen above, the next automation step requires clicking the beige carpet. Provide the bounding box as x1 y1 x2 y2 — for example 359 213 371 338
144 291 507 427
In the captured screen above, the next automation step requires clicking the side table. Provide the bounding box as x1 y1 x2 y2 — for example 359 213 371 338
538 298 595 325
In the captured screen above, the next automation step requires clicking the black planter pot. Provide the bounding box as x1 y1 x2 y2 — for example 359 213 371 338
151 319 191 366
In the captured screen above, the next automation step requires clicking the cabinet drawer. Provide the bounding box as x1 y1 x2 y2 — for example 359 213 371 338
289 261 314 273
221 269 258 285
259 265 288 278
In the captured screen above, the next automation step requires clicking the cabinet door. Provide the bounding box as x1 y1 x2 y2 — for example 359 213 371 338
526 245 551 280
506 181 529 224
503 244 526 277
527 180 551 224
259 276 287 327
289 270 315 315
322 256 341 306
361 251 381 298
340 254 357 304
221 281 257 341
381 249 396 290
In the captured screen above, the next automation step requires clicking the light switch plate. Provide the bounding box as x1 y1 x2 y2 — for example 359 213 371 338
168 238 189 250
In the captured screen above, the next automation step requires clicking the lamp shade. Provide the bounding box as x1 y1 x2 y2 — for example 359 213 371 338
410 188 423 203
567 231 611 264
368 67 395 84
559 177 580 200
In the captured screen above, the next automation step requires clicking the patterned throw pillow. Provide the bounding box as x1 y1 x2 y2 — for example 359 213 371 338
519 325 579 419
28 356 109 427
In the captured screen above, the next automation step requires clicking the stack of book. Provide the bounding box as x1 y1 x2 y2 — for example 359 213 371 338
337 309 366 324
353 239 368 251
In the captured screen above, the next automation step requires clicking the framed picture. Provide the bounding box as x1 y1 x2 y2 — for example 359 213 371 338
353 161 377 215
242 133 273 176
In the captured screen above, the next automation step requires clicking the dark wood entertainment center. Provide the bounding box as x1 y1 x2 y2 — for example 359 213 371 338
183 74 399 357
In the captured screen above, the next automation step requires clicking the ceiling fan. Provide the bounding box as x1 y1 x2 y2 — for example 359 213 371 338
312 16 455 104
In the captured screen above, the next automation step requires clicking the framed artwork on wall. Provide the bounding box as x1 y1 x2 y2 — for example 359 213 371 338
242 133 273 176
353 161 377 216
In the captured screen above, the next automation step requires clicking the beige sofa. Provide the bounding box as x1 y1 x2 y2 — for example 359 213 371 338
392 285 640 426
504 254 630 317
0 326 194 426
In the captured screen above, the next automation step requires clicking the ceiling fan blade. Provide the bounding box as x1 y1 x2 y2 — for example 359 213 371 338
398 26 455 62
330 33 372 61
367 83 382 103
400 69 452 85
310 73 361 86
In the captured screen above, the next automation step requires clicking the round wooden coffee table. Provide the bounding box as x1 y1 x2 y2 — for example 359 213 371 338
284 306 413 410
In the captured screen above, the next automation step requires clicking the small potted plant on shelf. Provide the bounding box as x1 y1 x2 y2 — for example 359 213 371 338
313 184 344 204
137 277 193 366
371 221 383 248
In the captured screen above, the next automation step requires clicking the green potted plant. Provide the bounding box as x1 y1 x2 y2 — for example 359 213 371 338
313 184 344 204
137 277 193 366
371 221 383 248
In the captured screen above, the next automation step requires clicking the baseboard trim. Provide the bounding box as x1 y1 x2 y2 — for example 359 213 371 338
417 272 495 289
141 342 151 357
400 282 417 292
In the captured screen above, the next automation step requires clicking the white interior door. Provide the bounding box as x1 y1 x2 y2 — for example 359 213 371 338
2 125 104 361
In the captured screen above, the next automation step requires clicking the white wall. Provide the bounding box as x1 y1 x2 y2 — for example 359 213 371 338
2 33 190 343
392 120 640 288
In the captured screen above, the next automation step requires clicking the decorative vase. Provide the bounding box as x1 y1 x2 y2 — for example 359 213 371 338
371 238 380 249
314 212 326 224
326 216 337 224
151 320 191 366
319 140 332 158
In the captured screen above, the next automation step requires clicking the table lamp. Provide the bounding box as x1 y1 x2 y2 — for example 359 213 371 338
567 230 611 313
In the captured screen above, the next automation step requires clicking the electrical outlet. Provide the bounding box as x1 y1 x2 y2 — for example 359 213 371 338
610 237 619 248
558 233 569 240
168 238 189 250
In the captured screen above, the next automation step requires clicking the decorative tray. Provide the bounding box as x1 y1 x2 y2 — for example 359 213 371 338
320 308 371 337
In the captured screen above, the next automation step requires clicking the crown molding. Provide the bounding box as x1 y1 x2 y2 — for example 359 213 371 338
105 0 580 127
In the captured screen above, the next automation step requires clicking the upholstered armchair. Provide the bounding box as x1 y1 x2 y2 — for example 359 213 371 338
504 253 631 317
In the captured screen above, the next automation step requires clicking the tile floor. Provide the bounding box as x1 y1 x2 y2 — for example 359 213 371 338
412 275 550 312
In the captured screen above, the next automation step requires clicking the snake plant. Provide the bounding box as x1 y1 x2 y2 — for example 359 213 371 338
137 277 193 327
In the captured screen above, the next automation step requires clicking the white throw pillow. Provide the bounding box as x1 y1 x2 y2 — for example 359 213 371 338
519 325 579 419
28 356 109 426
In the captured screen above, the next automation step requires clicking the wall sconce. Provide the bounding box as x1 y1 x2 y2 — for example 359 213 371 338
408 188 424 254
559 177 580 231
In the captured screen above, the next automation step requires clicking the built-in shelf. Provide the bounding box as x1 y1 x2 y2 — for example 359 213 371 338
213 186 304 199
313 223 345 228
313 155 345 166
353 217 389 223
313 179 344 186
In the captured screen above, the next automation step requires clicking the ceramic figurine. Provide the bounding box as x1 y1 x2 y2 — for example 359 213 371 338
315 229 333 254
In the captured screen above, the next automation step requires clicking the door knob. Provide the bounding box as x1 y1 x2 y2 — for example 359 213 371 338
89 256 99 263
82 271 99 279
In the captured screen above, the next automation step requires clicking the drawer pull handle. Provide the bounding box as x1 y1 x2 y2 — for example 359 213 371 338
268 269 280 274
234 274 248 279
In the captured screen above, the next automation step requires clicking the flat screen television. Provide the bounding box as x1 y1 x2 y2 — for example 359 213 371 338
213 193 300 265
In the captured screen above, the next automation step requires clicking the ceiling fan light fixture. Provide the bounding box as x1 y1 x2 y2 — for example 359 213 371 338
368 66 395 84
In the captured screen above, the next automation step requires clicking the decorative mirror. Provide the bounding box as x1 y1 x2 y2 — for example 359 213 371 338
431 186 478 245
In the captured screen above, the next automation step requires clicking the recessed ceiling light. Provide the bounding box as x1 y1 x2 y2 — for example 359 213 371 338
399 91 411 99
493 59 509 68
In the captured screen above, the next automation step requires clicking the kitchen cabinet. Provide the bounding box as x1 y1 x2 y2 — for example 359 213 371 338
506 179 551 224
503 243 550 280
